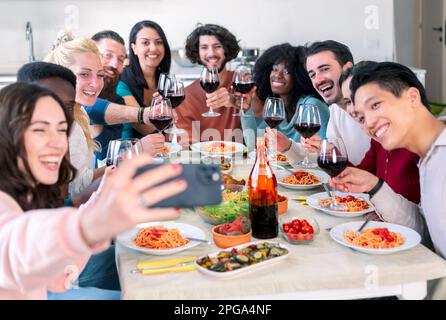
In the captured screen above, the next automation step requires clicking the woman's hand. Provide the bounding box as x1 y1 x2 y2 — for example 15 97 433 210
301 135 322 153
140 133 165 156
266 127 291 152
329 166 379 194
80 155 187 246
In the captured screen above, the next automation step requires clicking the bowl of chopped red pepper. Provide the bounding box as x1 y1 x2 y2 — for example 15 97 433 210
212 216 252 248
280 216 319 244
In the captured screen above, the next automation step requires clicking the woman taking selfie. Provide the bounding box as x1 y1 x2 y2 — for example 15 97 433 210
0 83 186 299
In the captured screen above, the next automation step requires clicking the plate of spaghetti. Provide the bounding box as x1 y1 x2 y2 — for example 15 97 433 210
248 151 289 165
329 221 421 254
160 142 182 156
307 192 374 217
191 141 245 156
275 169 327 190
117 222 205 255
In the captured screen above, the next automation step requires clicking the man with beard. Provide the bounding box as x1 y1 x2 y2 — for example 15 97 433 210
86 30 164 165
271 40 371 166
175 24 246 143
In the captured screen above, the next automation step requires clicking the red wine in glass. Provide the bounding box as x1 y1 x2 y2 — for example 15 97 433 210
264 116 284 129
294 123 321 139
317 155 348 177
233 81 255 94
167 94 185 108
149 116 173 132
200 81 220 93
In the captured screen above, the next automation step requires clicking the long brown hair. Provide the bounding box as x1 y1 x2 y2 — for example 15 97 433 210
0 82 76 210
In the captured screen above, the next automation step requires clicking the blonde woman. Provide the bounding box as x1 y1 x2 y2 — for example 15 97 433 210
46 31 105 196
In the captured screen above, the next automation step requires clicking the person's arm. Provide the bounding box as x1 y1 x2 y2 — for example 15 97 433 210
240 107 259 151
117 81 157 135
0 195 105 293
69 125 94 196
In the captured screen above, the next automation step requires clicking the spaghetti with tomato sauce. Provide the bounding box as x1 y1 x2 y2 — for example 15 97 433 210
133 226 189 249
344 227 404 249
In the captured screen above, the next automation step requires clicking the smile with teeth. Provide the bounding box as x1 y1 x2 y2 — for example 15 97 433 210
318 83 333 93
39 155 61 170
82 90 97 97
146 54 159 59
373 124 389 138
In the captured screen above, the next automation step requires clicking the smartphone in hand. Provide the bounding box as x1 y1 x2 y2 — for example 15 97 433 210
134 163 222 208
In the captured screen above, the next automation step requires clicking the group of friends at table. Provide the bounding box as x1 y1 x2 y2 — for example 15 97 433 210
0 19 445 300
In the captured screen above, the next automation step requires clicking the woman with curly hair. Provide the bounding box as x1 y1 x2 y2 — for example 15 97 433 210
175 24 244 143
241 43 330 150
0 82 187 299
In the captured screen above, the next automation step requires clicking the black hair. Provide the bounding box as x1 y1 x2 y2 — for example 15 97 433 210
254 43 321 120
17 61 76 89
128 20 171 89
91 30 125 46
185 24 240 64
0 82 76 210
339 61 378 88
304 40 354 68
350 61 430 109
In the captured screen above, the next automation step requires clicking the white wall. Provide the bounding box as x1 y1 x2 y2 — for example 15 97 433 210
0 0 394 73
394 0 421 67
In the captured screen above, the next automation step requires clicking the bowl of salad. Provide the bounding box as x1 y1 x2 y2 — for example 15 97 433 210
196 187 249 225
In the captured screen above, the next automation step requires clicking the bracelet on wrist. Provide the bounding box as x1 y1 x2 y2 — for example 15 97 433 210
137 107 145 124
367 177 384 198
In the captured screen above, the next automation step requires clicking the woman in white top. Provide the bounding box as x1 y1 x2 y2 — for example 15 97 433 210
46 32 105 195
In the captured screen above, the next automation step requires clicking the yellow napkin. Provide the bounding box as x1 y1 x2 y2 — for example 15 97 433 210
137 256 196 270
140 263 196 275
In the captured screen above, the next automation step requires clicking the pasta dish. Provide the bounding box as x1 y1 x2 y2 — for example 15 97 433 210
275 154 288 162
319 195 369 212
202 142 236 153
133 226 189 249
344 227 404 249
281 171 321 185
161 145 170 154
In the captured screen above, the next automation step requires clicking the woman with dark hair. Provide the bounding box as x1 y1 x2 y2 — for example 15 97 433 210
0 82 186 299
241 43 330 150
117 20 172 139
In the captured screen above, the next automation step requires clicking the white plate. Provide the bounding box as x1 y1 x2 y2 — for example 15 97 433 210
117 222 205 256
195 241 290 279
162 142 182 155
191 141 245 156
275 169 327 190
248 150 289 166
329 221 421 255
307 192 374 217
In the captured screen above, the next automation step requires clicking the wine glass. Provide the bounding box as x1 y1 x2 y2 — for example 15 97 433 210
200 67 221 117
148 97 173 159
163 77 186 137
262 97 285 160
106 138 143 166
157 72 169 97
317 138 348 210
294 104 321 168
232 63 255 116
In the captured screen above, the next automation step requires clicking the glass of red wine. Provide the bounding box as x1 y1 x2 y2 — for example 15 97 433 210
163 77 186 136
157 73 169 97
232 63 255 116
148 97 173 159
317 138 348 211
262 97 285 160
294 104 321 168
200 67 221 117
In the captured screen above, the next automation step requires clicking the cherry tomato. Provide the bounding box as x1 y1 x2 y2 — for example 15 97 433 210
288 227 296 234
292 219 302 230
304 234 313 241
296 234 306 241
301 219 310 227
288 234 298 240
283 224 290 233
301 225 314 234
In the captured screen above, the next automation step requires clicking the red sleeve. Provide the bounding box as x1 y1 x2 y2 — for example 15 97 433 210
356 140 377 174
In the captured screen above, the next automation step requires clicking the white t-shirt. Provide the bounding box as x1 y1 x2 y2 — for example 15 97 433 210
326 104 371 165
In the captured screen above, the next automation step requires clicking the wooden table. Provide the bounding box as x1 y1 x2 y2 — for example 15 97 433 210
116 152 446 300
